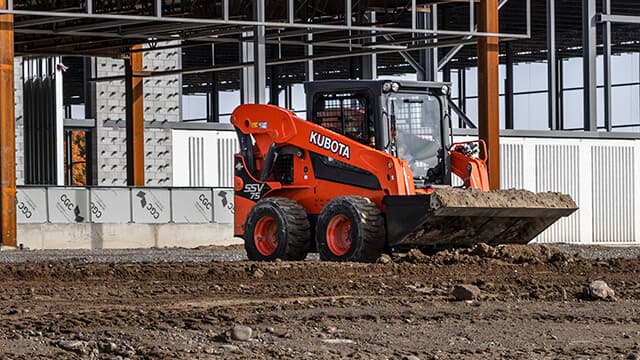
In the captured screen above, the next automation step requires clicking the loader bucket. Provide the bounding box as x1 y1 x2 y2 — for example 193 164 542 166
383 189 577 248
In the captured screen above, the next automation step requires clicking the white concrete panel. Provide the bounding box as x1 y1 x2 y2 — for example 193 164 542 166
19 224 92 249
16 188 47 224
17 223 238 249
156 223 237 248
131 188 171 223
47 188 90 223
213 189 234 224
171 189 214 223
90 188 131 223
95 224 158 248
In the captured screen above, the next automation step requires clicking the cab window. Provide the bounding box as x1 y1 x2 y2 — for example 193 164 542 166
311 92 375 147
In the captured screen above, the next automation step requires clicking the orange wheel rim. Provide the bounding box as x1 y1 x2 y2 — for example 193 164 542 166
326 214 352 256
254 216 278 256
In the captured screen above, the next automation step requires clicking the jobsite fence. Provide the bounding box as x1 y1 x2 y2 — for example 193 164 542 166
17 187 234 224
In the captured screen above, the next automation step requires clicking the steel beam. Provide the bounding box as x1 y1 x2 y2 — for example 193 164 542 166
477 0 501 189
287 0 294 23
602 0 612 132
505 43 514 129
438 0 509 71
597 14 640 24
546 0 558 130
0 0 16 247
383 33 424 75
582 0 597 131
270 64 280 105
209 44 219 122
253 0 266 103
91 38 478 82
557 57 564 129
361 11 377 79
458 68 466 128
154 0 162 17
417 6 438 81
305 32 314 82
240 34 255 103
0 8 531 39
125 45 145 186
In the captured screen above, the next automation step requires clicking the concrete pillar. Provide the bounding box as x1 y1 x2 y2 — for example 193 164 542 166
477 0 501 190
125 45 145 186
0 0 17 247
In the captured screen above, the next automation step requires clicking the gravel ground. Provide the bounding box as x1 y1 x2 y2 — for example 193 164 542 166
549 243 640 260
0 245 249 263
0 243 637 264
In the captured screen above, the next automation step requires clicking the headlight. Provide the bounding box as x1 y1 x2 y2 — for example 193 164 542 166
441 85 450 95
382 82 392 93
391 82 400 92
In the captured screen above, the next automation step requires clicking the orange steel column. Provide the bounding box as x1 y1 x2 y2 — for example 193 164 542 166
0 0 16 247
477 0 501 190
125 45 145 186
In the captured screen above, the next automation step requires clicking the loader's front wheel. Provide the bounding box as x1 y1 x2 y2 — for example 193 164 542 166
244 198 311 261
316 196 385 262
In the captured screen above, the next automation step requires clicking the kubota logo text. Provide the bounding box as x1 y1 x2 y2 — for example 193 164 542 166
309 131 350 159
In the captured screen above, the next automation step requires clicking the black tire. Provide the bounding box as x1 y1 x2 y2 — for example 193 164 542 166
244 197 311 261
316 196 386 262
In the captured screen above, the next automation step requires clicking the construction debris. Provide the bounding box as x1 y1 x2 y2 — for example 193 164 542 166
231 325 253 341
584 280 616 301
452 284 481 301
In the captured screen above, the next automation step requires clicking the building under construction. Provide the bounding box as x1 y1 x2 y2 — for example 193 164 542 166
0 0 639 248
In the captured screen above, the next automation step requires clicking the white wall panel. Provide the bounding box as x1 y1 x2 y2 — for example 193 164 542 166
533 143 580 243
591 145 635 243
217 136 238 188
500 142 524 189
173 130 238 187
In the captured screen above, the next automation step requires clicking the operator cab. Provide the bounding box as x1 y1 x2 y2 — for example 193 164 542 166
305 80 452 187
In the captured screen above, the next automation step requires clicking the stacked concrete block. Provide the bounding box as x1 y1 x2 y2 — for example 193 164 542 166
95 41 181 186
14 57 24 185
96 58 128 186
141 43 180 185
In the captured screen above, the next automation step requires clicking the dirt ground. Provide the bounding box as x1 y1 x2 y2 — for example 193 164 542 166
0 244 639 359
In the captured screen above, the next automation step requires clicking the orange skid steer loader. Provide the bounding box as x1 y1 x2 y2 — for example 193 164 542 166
231 80 577 262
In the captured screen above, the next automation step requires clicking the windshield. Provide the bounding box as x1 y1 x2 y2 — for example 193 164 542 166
388 93 442 178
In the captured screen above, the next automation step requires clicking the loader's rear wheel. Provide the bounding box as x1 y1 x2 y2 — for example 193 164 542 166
244 198 311 261
316 196 385 262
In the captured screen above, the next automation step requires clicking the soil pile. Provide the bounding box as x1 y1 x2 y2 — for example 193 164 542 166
396 243 576 265
432 188 577 209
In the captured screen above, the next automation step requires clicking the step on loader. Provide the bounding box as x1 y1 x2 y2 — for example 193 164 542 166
231 80 577 262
